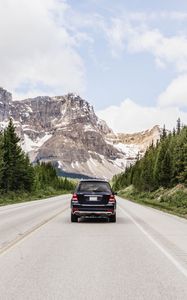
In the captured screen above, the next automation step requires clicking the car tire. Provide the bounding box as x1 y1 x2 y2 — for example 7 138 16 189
71 213 78 222
109 214 116 223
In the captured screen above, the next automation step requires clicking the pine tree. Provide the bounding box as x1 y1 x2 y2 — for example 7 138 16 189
22 154 35 191
173 127 176 136
3 119 34 191
161 125 167 140
142 145 156 191
132 160 143 190
3 119 20 191
153 136 173 188
160 149 173 187
174 127 187 184
176 118 181 135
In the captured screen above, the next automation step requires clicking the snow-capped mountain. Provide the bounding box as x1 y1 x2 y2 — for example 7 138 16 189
0 87 161 179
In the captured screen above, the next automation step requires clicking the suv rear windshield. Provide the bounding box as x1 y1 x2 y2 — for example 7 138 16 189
78 181 112 193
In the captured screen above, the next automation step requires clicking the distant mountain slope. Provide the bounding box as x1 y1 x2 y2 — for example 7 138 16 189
0 87 161 179
107 125 161 153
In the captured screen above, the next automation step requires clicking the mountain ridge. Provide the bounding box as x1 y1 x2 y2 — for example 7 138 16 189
0 87 161 179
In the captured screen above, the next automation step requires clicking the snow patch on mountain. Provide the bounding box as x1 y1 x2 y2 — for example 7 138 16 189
22 133 52 152
114 143 140 157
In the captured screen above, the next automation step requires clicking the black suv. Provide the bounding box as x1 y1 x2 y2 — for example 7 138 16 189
71 179 117 222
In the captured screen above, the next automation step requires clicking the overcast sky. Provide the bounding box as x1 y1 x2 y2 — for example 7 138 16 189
1 0 187 132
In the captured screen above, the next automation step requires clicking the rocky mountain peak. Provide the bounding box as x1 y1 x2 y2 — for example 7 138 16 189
0 87 161 179
61 93 96 124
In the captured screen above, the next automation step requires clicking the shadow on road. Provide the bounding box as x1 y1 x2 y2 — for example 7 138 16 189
78 217 109 223
77 216 128 224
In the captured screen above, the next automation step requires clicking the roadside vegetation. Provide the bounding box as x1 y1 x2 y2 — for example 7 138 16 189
0 119 76 206
112 119 187 218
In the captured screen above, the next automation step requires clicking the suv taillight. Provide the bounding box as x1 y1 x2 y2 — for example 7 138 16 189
72 193 78 201
109 195 116 203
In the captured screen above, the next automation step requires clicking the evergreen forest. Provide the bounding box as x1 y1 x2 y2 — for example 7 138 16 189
112 119 187 216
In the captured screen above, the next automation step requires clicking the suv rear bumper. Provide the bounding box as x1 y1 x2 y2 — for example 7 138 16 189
73 210 115 216
71 204 116 217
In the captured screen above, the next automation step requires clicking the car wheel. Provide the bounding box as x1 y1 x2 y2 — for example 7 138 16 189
71 213 78 222
109 214 116 223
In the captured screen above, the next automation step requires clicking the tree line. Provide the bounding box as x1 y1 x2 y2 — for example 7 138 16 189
0 119 75 194
112 119 187 192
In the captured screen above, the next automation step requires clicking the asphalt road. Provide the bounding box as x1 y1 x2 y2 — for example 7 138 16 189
0 195 187 300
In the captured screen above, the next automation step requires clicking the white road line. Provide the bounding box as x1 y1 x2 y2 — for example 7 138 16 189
0 206 69 257
119 205 187 280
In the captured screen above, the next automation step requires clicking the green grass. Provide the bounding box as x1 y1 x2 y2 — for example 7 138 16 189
118 185 187 219
0 187 71 206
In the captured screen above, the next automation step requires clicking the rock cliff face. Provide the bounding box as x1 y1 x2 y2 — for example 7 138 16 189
0 87 161 179
0 87 12 121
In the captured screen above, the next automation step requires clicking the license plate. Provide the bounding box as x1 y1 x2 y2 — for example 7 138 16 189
89 196 98 201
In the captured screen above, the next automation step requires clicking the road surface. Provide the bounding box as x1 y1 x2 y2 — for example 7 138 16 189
0 195 187 300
